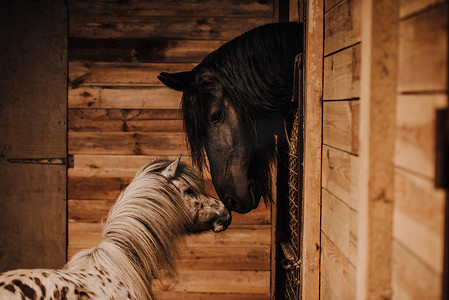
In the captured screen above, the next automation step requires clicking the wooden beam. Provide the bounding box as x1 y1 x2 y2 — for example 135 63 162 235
301 0 323 299
357 0 399 298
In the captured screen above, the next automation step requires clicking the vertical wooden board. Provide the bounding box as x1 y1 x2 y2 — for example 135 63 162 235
322 145 359 210
324 0 362 55
392 241 442 300
323 44 360 100
323 100 359 154
395 94 447 178
398 4 448 93
394 168 445 273
0 1 67 270
321 189 357 265
320 233 356 300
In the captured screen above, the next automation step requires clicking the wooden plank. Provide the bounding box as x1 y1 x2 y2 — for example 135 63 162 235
156 269 270 294
395 94 448 178
394 168 445 273
357 0 398 298
69 16 272 40
324 0 362 55
69 62 197 87
69 0 274 18
157 292 269 300
320 233 356 300
69 109 183 132
69 38 225 63
325 0 343 12
323 44 360 100
68 87 182 109
301 1 324 299
398 5 448 93
392 240 442 299
68 132 188 155
321 189 357 265
323 100 359 154
0 1 67 270
68 222 271 248
399 0 446 19
68 199 270 225
322 145 359 210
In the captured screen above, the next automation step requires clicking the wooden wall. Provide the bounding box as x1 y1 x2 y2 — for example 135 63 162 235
67 1 274 298
393 1 448 298
320 0 360 298
0 0 67 271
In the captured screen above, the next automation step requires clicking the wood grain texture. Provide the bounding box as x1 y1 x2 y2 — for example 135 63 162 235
399 0 446 19
395 94 448 178
322 145 359 210
323 44 360 100
394 168 445 274
398 4 448 93
323 100 359 154
392 241 442 300
322 189 357 265
69 87 182 109
324 0 361 55
69 15 271 40
70 0 273 18
69 62 197 87
320 233 356 300
69 38 225 63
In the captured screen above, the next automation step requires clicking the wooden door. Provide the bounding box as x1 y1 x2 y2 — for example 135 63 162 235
0 1 68 271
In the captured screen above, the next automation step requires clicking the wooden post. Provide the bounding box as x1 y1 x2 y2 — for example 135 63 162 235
301 0 323 299
357 0 399 298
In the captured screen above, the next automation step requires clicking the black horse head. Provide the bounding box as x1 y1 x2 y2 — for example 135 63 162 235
159 22 303 213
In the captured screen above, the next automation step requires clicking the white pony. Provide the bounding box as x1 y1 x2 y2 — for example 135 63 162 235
0 156 231 300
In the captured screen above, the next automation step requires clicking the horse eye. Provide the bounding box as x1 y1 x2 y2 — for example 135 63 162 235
210 110 223 124
184 188 194 195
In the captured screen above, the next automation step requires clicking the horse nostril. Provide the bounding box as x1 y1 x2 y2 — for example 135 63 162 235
226 197 239 211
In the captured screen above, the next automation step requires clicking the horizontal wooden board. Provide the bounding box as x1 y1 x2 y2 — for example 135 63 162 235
395 94 447 178
324 0 361 55
68 222 271 248
68 199 270 225
323 100 359 154
68 245 269 271
398 5 448 92
394 168 445 273
321 189 357 265
69 109 184 132
69 16 271 40
69 62 197 87
392 240 442 299
69 38 224 63
157 291 269 300
323 44 360 100
69 0 273 18
320 233 356 300
69 87 182 109
322 145 359 210
155 269 270 294
399 0 446 19
325 0 344 12
68 132 188 155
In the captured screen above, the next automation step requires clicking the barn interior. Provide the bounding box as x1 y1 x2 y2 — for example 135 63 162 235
0 0 448 299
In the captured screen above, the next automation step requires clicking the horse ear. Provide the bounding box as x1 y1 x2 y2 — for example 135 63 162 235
161 155 182 179
158 71 195 91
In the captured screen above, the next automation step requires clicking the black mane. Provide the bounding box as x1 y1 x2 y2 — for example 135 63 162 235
182 22 303 202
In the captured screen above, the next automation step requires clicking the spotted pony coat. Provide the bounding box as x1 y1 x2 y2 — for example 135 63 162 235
0 157 231 300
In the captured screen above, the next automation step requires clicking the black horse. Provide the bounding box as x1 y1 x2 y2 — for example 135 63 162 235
159 22 303 213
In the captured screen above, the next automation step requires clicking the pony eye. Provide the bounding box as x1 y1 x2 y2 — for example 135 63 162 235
185 187 195 195
210 110 223 124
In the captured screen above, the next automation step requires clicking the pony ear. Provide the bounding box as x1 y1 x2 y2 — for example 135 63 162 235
161 155 182 179
158 71 195 91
